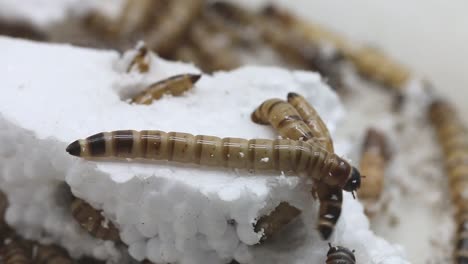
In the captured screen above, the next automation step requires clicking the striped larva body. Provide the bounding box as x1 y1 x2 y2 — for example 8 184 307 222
35 244 73 264
1 237 33 264
66 130 358 191
252 94 358 239
326 244 356 264
287 92 334 152
357 128 389 212
70 198 120 242
130 74 201 105
126 44 150 73
428 99 468 264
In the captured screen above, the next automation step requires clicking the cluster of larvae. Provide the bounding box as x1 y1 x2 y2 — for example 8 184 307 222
65 51 358 263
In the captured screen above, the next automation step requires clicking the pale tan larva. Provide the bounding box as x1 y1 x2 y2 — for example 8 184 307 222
357 128 389 214
252 94 348 239
428 99 468 264
67 130 360 193
130 74 201 105
70 198 120 242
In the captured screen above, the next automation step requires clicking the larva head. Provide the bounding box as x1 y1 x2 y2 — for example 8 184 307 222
343 166 361 192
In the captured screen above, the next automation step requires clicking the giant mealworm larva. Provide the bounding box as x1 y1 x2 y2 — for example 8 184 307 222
130 74 201 105
66 131 361 192
252 94 354 239
70 198 120 242
253 202 301 241
326 243 356 264
35 244 74 264
428 99 468 264
357 128 389 215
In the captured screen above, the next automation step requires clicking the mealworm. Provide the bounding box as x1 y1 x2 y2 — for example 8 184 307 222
258 8 345 91
254 202 301 241
0 190 9 235
252 94 358 239
348 46 410 90
357 128 389 212
428 99 468 264
326 243 356 264
126 43 151 73
66 130 360 192
130 74 201 105
145 0 204 57
70 198 120 242
187 19 241 72
35 244 73 264
1 237 33 264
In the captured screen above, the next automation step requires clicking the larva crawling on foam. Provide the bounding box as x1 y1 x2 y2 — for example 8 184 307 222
35 244 74 264
126 43 151 73
66 130 360 193
130 73 201 105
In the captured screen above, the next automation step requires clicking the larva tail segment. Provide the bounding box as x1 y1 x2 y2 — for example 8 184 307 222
70 198 120 242
126 43 150 73
130 73 201 105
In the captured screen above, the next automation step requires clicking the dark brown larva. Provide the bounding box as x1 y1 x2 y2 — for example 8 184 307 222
357 128 389 215
66 130 360 192
1 237 33 264
35 244 74 264
130 74 201 105
70 198 120 242
326 243 356 264
428 99 468 264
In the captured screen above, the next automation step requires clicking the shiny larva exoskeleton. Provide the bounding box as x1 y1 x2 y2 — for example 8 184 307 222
357 128 390 216
1 237 33 264
326 243 356 264
130 73 201 105
67 130 358 192
428 99 468 264
251 94 350 239
35 244 74 264
254 201 301 241
70 198 120 242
